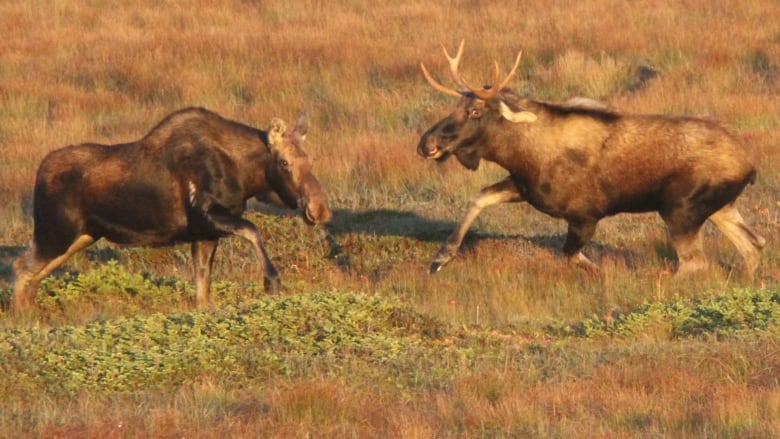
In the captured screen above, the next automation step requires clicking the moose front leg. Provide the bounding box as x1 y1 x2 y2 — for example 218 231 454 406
205 212 282 294
192 240 218 309
563 220 599 272
431 177 523 273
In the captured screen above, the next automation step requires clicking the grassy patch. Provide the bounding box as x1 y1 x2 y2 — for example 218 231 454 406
0 291 446 396
578 288 780 339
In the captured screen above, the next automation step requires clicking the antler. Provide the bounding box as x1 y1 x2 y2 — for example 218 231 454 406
420 40 523 100
420 63 462 98
442 40 471 93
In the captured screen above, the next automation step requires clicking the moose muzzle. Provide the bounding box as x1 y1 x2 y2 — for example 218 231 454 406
417 132 446 160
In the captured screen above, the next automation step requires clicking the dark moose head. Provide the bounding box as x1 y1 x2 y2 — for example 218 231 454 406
417 40 538 170
263 112 332 225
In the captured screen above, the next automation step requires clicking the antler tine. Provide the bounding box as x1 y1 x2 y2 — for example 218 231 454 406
491 50 523 95
442 40 473 93
420 62 462 98
469 50 522 100
421 40 523 100
492 61 502 90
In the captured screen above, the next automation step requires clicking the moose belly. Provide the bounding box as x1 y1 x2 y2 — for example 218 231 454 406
523 171 664 220
83 200 190 246
523 176 606 220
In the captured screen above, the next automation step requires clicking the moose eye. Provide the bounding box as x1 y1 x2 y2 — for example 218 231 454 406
468 108 482 119
280 159 290 169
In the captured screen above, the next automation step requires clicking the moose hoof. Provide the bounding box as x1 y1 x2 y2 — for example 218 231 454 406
264 277 282 294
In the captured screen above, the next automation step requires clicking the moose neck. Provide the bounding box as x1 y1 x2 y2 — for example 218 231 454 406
479 114 544 184
239 131 277 201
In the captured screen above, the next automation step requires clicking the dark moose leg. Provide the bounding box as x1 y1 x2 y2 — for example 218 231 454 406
562 220 599 271
192 240 219 309
205 212 282 293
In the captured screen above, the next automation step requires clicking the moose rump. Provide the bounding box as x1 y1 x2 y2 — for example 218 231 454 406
12 107 332 311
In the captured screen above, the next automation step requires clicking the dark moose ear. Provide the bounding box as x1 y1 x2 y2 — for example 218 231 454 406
454 147 481 170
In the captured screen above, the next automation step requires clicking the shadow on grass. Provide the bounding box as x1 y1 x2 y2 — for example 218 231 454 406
327 208 456 242
319 207 642 270
0 246 27 311
249 201 457 241
0 246 26 284
523 233 646 269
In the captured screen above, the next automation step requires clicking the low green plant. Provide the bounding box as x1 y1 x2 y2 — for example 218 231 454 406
0 292 447 396
578 288 780 339
35 259 192 313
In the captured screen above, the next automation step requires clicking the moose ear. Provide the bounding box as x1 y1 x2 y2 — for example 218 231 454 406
499 101 537 123
268 118 287 147
293 110 309 140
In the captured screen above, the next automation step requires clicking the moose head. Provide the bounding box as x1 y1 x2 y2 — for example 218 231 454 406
418 40 537 170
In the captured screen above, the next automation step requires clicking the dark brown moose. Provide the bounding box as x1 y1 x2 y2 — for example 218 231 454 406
418 41 765 277
12 107 332 311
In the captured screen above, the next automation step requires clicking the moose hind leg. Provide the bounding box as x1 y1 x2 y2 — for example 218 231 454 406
12 251 43 310
563 220 599 272
708 203 766 278
431 177 523 274
12 234 95 310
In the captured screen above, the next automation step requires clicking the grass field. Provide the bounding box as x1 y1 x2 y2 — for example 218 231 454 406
1 0 780 437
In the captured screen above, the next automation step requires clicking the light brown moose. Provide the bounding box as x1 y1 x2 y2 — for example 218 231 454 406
418 40 765 277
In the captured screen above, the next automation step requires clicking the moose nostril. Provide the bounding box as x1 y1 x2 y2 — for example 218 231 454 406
305 206 324 224
418 140 437 157
303 200 332 224
419 143 439 158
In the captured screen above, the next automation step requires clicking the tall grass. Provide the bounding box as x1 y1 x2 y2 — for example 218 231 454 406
1 0 779 436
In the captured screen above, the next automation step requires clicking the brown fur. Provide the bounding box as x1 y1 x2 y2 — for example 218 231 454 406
12 107 332 311
419 75 765 277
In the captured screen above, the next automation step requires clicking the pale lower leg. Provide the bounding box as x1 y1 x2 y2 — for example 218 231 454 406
11 234 95 310
192 240 218 309
708 203 765 277
232 227 281 293
431 178 522 273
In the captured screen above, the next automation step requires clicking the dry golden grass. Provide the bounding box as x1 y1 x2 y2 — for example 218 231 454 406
5 340 779 438
1 0 780 437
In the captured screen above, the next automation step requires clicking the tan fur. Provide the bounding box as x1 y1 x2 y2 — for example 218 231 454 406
419 47 764 278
